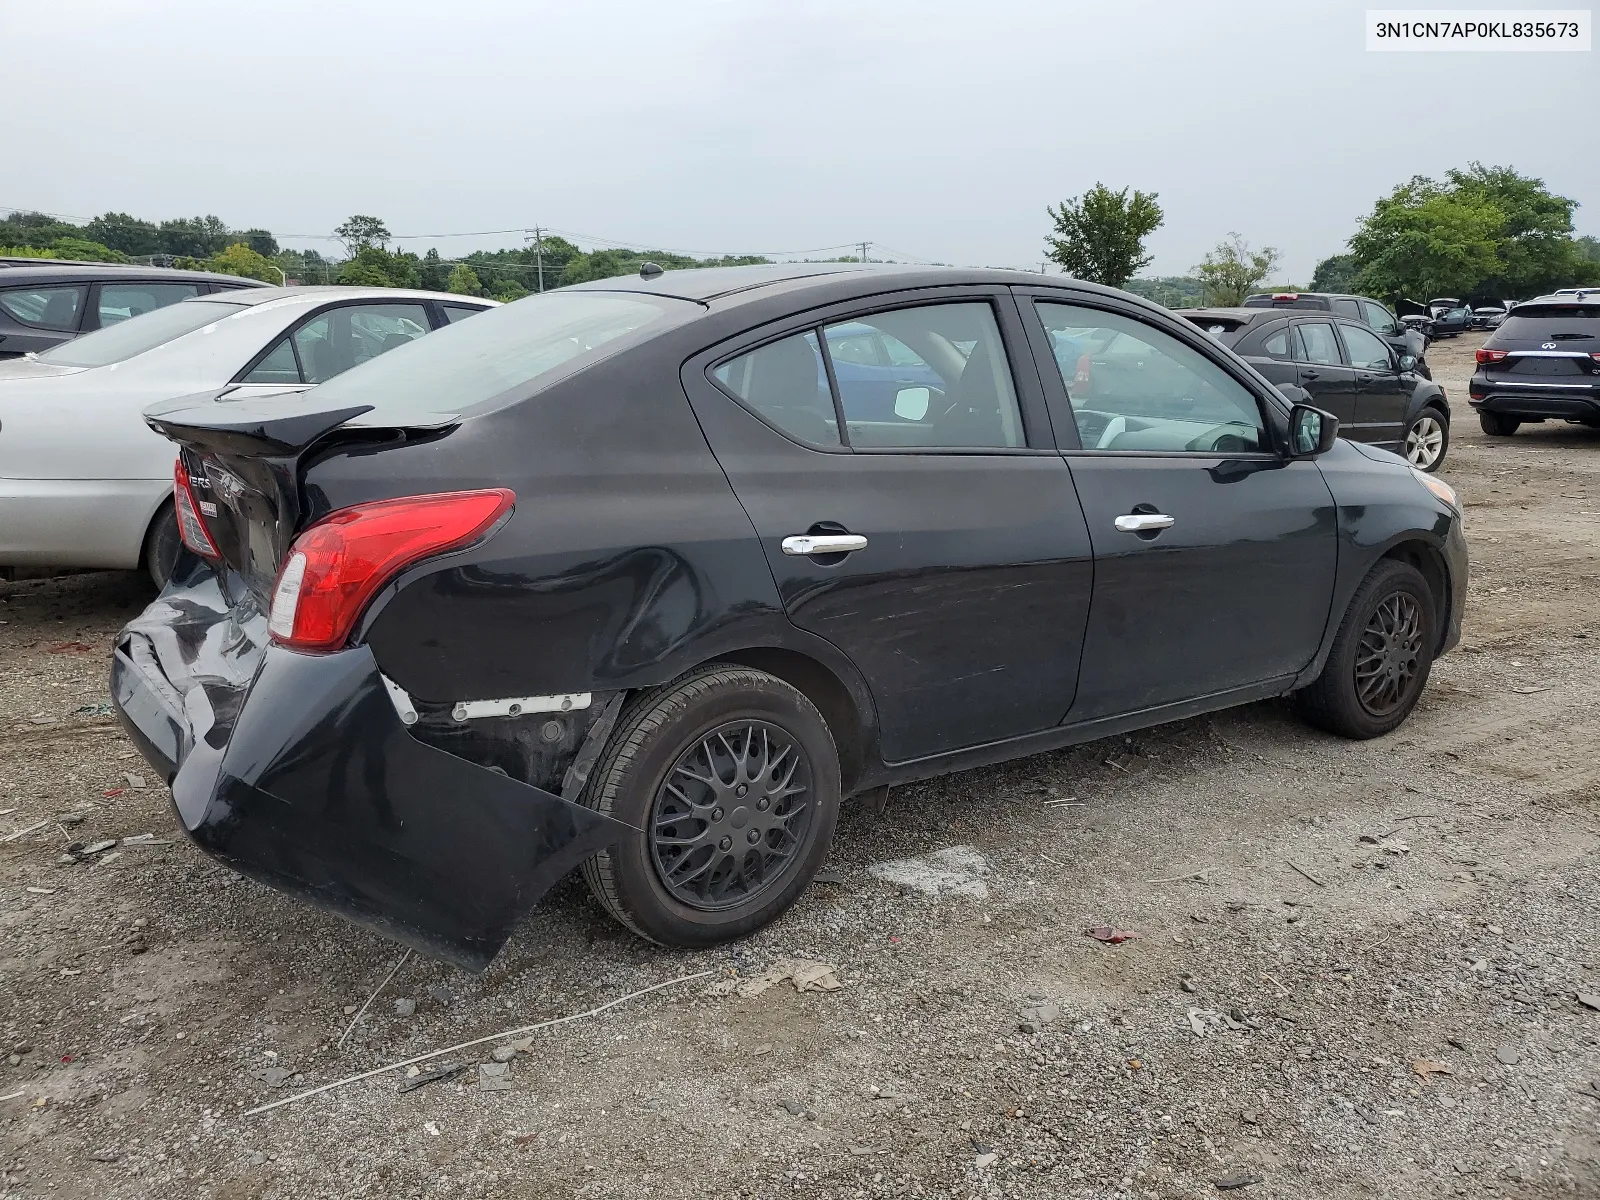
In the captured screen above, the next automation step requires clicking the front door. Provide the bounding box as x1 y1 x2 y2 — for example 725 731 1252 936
1024 295 1338 722
1341 322 1409 450
681 292 1093 763
1290 319 1358 426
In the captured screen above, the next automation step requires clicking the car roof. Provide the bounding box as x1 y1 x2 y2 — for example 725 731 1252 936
179 285 502 309
566 262 1165 311
0 261 272 286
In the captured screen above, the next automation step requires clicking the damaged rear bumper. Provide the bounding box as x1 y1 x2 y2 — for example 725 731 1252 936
109 579 630 971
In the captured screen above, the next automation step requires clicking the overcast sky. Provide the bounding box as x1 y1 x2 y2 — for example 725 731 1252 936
5 0 1594 281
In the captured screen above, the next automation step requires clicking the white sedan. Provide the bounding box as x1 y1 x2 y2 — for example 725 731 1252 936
0 287 496 584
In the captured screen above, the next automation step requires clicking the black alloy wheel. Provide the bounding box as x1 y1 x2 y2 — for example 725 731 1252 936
649 720 814 910
1297 559 1437 739
1353 592 1425 717
580 664 840 946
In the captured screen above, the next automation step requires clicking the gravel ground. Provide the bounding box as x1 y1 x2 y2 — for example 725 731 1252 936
2 331 1598 1200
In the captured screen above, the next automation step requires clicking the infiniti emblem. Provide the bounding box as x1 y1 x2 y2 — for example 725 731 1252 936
1541 342 1557 350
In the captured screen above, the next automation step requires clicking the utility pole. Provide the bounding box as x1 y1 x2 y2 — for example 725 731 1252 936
857 240 871 264
526 227 546 292
1039 260 1049 274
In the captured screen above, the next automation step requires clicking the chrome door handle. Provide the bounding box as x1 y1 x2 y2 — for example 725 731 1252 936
782 534 868 556
1114 514 1175 533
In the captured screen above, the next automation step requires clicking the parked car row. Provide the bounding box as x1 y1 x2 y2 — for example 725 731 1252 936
101 262 1466 967
1242 292 1431 378
0 287 496 584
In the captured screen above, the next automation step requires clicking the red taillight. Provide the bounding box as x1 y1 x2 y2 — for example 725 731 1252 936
173 457 219 559
267 489 514 651
1272 293 1298 301
1590 353 1600 363
1475 348 1508 365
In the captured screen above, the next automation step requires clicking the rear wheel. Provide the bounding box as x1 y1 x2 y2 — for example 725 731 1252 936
141 502 182 589
1296 560 1437 739
1403 408 1449 471
580 665 840 947
1478 411 1520 437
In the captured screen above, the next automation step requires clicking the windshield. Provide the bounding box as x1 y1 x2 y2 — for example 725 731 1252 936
37 299 248 368
306 291 688 422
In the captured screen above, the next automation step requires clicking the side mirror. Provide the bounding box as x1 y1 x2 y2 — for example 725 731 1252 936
1289 403 1338 457
893 386 930 421
1399 354 1418 372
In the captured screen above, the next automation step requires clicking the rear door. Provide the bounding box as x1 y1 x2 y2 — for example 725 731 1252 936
1290 320 1358 424
1342 321 1409 448
681 289 1093 764
1022 293 1337 721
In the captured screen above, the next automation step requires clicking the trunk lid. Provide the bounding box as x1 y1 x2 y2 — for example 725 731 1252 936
144 390 452 600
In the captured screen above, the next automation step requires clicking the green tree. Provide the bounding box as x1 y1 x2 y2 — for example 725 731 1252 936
158 215 231 258
335 215 391 257
445 264 486 296
0 211 81 249
238 228 279 257
419 249 449 291
559 249 628 286
488 278 529 302
85 212 160 256
1349 178 1502 300
202 243 282 282
1044 184 1164 288
337 245 420 288
1309 253 1358 292
1193 234 1283 306
50 237 128 263
1445 163 1589 296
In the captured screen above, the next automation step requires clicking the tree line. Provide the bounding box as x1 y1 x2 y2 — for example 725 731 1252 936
1043 163 1599 308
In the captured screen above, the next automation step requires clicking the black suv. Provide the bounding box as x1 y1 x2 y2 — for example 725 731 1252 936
1470 293 1600 435
1185 307 1451 470
0 263 267 358
110 264 1466 967
1242 292 1430 377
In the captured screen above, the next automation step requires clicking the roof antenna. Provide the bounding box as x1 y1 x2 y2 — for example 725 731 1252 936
639 262 663 279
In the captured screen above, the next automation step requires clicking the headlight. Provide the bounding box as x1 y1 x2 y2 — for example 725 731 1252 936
1410 466 1459 511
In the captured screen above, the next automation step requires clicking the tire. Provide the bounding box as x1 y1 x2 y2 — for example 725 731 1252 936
1478 411 1520 437
141 502 182 589
1296 560 1437 740
1403 407 1449 471
580 664 840 947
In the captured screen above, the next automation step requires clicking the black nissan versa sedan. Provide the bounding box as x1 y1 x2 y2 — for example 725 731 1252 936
110 264 1467 969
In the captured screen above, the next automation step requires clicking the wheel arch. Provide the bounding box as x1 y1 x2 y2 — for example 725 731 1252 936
711 645 873 796
1379 538 1451 651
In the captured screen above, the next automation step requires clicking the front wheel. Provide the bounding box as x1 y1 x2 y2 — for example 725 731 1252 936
1296 560 1437 739
1404 408 1449 471
580 665 840 947
1478 411 1520 437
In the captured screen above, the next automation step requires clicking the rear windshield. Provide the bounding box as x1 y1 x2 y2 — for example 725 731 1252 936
1496 307 1600 341
306 291 687 421
37 299 247 367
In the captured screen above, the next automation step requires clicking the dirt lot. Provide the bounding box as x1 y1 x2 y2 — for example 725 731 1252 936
2 330 1598 1200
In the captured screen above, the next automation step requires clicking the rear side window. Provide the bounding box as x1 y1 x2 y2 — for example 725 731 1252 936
243 337 301 384
1 285 86 330
1260 329 1292 359
97 282 202 326
1332 299 1361 319
822 303 1023 449
713 331 838 447
442 304 484 324
292 302 432 384
35 299 245 367
1293 322 1343 365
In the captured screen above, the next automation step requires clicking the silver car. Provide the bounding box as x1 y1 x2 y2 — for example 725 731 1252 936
0 287 495 584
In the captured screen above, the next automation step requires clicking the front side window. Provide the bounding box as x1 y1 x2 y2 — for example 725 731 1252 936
1293 322 1343 366
713 331 838 447
0 285 86 330
1362 300 1398 335
1332 298 1362 320
97 282 202 327
1036 302 1266 454
822 303 1022 449
1340 324 1393 371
